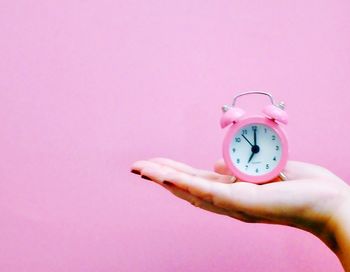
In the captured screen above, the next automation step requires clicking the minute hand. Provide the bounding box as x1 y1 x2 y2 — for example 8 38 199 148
253 128 257 145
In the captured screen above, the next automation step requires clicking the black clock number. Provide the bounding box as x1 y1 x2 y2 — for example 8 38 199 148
275 145 279 151
266 164 269 169
242 129 248 135
272 135 276 140
232 148 236 153
235 137 241 143
236 158 240 164
273 156 276 161
255 168 259 173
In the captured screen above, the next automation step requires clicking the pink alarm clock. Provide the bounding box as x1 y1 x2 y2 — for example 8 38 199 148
220 91 288 184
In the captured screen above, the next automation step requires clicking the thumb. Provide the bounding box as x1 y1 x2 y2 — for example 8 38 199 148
214 159 233 175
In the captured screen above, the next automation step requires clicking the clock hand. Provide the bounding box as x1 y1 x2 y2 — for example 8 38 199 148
248 152 255 163
241 134 253 147
248 144 260 164
253 128 257 146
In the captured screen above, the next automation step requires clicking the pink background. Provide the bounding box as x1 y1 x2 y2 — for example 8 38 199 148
0 1 349 271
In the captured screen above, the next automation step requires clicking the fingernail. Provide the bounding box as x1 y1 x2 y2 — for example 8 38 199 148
131 169 141 175
163 180 173 186
141 175 152 181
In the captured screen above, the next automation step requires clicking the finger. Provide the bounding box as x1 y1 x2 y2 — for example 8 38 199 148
133 158 235 184
150 157 235 182
162 183 257 222
137 163 274 222
137 163 177 183
131 160 155 175
163 170 231 203
162 183 232 216
149 158 198 176
131 160 181 179
161 169 264 213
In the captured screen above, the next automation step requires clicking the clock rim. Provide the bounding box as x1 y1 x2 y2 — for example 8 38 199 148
222 116 288 184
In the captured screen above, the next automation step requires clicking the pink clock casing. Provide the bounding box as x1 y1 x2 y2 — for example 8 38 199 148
222 116 288 184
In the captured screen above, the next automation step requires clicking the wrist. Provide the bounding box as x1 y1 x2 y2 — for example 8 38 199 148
323 187 350 270
295 185 350 253
331 190 350 271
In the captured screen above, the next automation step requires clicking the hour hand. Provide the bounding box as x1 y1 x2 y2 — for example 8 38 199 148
248 152 255 163
241 134 253 147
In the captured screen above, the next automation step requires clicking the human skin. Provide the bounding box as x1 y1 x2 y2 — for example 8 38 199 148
131 158 350 271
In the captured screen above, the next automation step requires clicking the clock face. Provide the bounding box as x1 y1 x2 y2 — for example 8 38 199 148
229 123 282 176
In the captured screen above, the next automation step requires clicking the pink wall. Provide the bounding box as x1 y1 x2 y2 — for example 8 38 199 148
0 0 349 271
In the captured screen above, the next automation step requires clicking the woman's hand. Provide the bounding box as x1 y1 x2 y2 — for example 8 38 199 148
131 158 350 270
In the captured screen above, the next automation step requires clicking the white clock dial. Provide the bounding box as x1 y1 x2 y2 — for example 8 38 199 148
229 123 282 176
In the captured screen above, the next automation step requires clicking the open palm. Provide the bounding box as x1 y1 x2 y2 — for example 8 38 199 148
131 158 350 248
